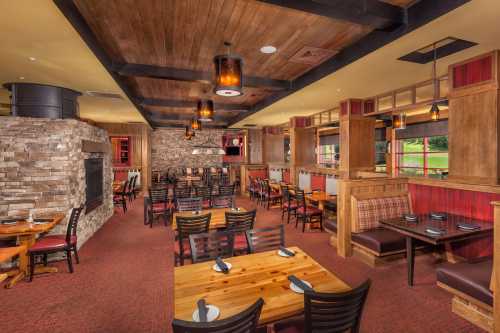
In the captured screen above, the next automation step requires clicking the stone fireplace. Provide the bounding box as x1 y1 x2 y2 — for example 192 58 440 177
0 117 113 247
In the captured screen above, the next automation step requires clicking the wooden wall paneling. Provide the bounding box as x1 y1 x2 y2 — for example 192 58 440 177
492 201 500 333
263 133 285 164
293 127 317 167
248 129 263 165
339 99 376 179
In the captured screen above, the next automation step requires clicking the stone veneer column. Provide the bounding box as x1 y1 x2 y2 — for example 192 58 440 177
0 117 113 247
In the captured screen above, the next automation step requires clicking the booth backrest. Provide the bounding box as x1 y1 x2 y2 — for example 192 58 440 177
351 193 411 233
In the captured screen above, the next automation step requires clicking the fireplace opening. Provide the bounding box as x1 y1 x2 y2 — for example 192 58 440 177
85 158 103 214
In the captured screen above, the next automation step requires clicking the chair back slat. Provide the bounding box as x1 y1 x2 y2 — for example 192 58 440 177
66 205 84 242
172 298 264 333
149 187 169 205
294 189 306 208
304 280 371 333
246 225 284 253
189 231 234 264
211 195 234 209
219 184 235 196
225 210 256 234
195 186 211 201
177 197 203 212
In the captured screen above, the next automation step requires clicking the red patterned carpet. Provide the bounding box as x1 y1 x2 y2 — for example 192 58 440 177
1 196 483 333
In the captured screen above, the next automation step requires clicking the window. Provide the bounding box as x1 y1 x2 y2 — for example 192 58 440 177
396 135 448 176
375 128 387 172
318 134 339 167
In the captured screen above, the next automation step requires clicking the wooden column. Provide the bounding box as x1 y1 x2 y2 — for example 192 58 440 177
492 201 500 332
262 127 285 164
289 117 316 185
448 51 500 185
338 99 376 179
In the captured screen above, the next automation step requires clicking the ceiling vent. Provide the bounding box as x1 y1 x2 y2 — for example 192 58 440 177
398 37 477 64
289 46 338 65
85 91 124 99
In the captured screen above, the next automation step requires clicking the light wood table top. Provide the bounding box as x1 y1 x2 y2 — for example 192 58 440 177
0 214 64 288
306 191 336 203
174 246 351 325
172 207 247 231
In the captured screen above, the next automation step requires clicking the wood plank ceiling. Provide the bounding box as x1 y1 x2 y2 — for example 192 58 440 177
62 0 445 128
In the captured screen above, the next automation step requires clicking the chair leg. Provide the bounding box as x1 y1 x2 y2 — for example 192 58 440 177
295 215 299 228
287 210 290 224
303 216 307 232
320 215 323 232
43 254 48 266
66 250 74 273
73 246 80 264
29 253 35 282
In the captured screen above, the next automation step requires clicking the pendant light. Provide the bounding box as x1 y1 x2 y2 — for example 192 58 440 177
197 100 214 122
192 137 225 155
185 126 195 140
214 42 243 97
393 113 407 130
429 42 440 121
191 118 201 131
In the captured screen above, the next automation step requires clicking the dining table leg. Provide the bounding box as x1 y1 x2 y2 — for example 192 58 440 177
406 236 415 286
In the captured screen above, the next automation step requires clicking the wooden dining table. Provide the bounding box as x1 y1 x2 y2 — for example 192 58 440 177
172 207 247 231
174 246 351 325
305 191 336 211
0 214 65 288
0 246 26 283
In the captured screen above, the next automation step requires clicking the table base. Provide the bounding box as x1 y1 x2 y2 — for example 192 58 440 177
4 266 59 288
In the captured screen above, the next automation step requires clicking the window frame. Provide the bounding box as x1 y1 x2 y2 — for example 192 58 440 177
395 135 448 176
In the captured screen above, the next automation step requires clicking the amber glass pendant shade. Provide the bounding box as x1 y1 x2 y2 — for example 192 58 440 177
430 103 440 121
214 55 243 97
392 113 406 130
197 100 214 122
191 118 201 131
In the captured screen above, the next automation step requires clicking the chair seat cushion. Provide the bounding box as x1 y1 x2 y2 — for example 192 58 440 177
234 234 248 250
297 206 322 215
436 258 493 306
283 202 297 209
268 193 281 199
29 236 68 252
351 228 406 254
152 202 173 213
43 234 77 246
174 240 191 256
324 219 337 233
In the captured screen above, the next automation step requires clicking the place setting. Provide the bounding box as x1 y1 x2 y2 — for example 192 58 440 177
192 299 220 323
212 256 231 274
277 246 296 258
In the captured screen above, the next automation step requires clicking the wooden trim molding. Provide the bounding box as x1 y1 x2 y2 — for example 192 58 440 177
407 177 500 194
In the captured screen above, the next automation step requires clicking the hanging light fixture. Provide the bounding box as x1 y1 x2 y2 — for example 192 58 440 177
185 126 195 140
214 42 243 97
197 100 215 122
429 42 440 121
192 136 225 155
393 113 407 130
191 118 201 131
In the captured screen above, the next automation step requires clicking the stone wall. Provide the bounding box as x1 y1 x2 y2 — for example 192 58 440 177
0 117 113 248
151 128 224 171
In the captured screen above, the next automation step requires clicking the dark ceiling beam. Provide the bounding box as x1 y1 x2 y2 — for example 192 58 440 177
150 121 227 129
53 0 155 128
229 0 471 126
147 112 228 122
111 62 290 90
258 0 404 30
137 97 249 111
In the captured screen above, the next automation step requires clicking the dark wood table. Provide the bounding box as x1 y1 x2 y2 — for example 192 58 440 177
380 214 493 286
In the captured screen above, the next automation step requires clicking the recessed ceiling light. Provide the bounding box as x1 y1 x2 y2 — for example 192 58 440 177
28 57 36 61
18 76 25 80
260 46 277 54
336 88 341 92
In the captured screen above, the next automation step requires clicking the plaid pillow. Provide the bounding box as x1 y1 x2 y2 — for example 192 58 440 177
354 196 410 233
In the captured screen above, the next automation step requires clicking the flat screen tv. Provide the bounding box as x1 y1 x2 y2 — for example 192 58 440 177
225 146 240 156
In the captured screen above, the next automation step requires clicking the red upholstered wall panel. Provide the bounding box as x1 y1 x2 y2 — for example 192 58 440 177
408 184 499 259
311 174 326 191
114 170 128 181
248 168 268 180
453 54 493 89
350 100 362 115
283 169 290 184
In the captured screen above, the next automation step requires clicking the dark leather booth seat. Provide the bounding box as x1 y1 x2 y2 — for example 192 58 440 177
436 258 493 306
324 219 337 233
351 228 406 254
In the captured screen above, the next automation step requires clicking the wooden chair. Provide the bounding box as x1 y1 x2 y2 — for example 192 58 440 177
281 185 297 224
262 180 281 210
177 197 203 212
175 213 211 266
295 189 323 233
113 180 129 213
126 175 136 202
195 186 212 208
218 184 235 196
174 185 191 200
225 210 256 254
189 231 234 264
147 187 173 227
28 206 84 281
274 279 371 333
246 225 284 254
172 298 264 333
211 195 234 209
248 176 258 200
